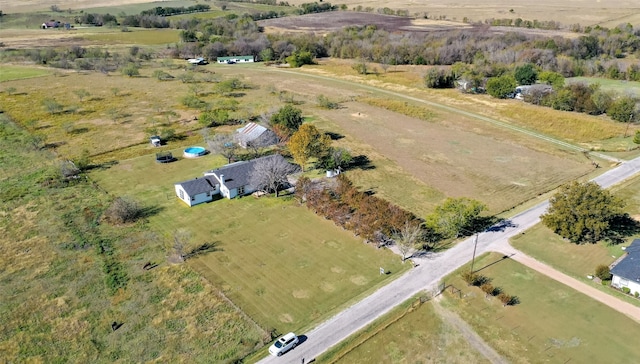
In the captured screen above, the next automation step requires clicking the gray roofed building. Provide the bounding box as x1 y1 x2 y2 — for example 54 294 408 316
611 239 640 296
176 176 216 196
236 122 278 148
206 154 285 190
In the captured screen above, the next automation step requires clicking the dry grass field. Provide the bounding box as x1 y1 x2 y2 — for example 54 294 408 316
285 0 640 27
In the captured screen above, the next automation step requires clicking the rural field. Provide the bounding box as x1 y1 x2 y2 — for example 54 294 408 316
440 252 640 364
2 0 640 362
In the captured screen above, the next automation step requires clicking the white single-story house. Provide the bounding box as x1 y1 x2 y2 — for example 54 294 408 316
174 154 291 206
514 84 553 100
611 239 640 296
216 55 255 64
235 122 278 148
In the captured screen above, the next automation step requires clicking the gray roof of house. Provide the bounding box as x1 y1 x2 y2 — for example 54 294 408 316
611 239 640 282
175 176 216 196
208 154 286 190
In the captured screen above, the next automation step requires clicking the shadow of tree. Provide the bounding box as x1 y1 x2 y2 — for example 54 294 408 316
139 205 165 219
605 213 640 245
348 155 374 170
183 241 222 260
325 132 344 140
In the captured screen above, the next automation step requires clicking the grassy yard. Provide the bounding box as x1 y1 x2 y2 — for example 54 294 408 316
440 252 640 364
0 115 265 363
317 298 490 364
511 173 640 307
89 150 408 334
568 76 640 97
0 65 51 82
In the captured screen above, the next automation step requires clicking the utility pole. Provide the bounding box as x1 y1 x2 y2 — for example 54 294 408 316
624 113 634 138
470 233 479 273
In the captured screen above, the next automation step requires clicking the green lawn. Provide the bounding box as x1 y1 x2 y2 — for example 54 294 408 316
0 65 51 82
90 150 408 334
441 252 640 363
567 76 640 97
317 298 490 364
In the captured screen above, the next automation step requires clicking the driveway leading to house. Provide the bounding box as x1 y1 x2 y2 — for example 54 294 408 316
258 155 640 364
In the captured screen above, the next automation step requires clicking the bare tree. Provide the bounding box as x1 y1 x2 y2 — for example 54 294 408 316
394 220 423 262
172 228 192 262
206 133 239 163
249 154 297 197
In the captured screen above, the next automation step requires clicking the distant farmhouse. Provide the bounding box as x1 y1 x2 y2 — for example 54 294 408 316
41 20 61 29
174 154 293 207
235 122 277 149
611 239 640 296
217 56 255 64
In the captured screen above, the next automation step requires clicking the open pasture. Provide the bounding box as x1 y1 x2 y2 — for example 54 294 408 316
82 28 181 45
318 298 490 363
568 77 640 98
283 0 640 27
89 150 407 334
441 252 640 363
0 65 51 82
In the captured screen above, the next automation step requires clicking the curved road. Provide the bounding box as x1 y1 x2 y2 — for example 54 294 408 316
259 155 640 364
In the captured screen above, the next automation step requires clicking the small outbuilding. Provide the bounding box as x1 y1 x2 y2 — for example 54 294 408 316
235 122 277 148
611 239 640 296
150 136 161 147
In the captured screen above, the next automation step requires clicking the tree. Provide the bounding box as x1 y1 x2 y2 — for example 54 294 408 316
121 63 140 77
514 63 537 85
103 196 142 224
249 154 297 197
42 98 63 114
320 147 352 171
270 105 304 133
538 71 564 89
425 197 487 239
607 96 637 123
73 89 90 102
486 75 517 99
393 220 423 261
286 51 314 68
287 124 331 172
206 133 239 163
595 264 612 281
633 130 640 146
424 68 455 89
541 181 625 244
199 109 230 127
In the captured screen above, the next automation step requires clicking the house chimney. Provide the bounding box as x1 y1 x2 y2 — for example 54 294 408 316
219 174 224 184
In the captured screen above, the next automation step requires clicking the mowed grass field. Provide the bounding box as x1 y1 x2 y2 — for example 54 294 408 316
568 77 640 98
89 150 407 334
82 28 181 45
0 65 51 82
440 252 640 363
318 298 490 364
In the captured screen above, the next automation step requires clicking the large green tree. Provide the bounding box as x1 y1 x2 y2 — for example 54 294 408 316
270 105 304 133
514 63 537 85
607 96 637 123
541 181 624 244
486 75 517 99
425 197 487 238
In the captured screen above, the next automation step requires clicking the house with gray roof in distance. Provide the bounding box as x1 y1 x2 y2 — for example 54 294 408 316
611 239 640 296
235 122 278 149
174 154 292 206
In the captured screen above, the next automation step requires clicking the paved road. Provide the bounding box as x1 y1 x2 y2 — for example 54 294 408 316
258 155 640 364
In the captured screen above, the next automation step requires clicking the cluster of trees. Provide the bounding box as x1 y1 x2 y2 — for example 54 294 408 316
297 2 337 14
295 174 417 243
296 174 488 255
140 4 211 17
74 12 117 26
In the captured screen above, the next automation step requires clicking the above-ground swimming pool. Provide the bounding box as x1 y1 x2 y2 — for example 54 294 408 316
183 146 207 158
